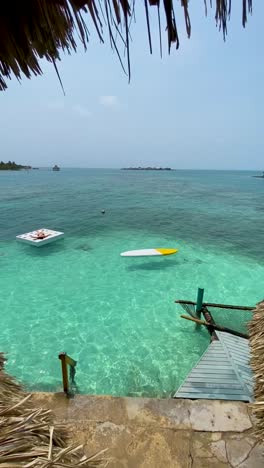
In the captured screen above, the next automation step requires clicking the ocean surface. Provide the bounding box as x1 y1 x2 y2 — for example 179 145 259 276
0 169 263 397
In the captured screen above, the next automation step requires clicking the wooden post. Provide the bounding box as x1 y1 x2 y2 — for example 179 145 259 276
196 288 204 318
58 352 69 394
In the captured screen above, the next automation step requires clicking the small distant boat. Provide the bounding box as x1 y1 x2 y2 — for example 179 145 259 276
120 248 178 257
52 164 60 171
253 171 264 178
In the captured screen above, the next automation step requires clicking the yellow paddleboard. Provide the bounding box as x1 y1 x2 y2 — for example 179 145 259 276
120 248 178 257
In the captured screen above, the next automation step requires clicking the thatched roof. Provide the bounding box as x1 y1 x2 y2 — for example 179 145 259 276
249 301 264 439
0 353 106 467
0 0 253 90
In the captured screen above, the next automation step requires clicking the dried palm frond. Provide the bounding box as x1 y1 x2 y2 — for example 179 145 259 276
0 1 253 90
0 354 107 467
248 301 264 439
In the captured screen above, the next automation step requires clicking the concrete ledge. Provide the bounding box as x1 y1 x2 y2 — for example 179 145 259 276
30 393 263 468
31 393 253 432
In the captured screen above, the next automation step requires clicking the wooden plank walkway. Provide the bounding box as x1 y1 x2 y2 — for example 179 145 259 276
174 331 253 401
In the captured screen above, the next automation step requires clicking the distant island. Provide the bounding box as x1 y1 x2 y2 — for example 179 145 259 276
0 161 31 171
121 167 172 171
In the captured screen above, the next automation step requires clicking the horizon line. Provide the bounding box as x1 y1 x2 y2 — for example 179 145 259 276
15 167 263 172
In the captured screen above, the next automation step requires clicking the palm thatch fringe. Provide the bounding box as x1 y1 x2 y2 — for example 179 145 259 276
0 1 253 90
248 301 264 439
0 354 107 467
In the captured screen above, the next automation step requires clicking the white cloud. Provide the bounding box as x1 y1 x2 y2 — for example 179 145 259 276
99 95 118 108
72 105 92 118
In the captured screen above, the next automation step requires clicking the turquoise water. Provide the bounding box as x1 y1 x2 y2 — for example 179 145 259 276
0 169 263 397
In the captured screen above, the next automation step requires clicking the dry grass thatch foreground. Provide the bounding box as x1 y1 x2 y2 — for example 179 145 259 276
0 1 253 90
249 300 264 440
0 353 107 467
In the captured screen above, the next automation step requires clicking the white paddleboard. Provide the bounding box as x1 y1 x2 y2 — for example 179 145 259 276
120 248 178 257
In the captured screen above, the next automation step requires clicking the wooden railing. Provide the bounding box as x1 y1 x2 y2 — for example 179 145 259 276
176 287 254 340
175 299 254 311
58 352 77 395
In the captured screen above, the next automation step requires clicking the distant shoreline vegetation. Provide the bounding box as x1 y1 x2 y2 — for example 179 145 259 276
0 161 31 171
121 167 172 171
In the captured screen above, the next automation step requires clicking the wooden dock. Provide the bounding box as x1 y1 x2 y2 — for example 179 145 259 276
174 331 253 401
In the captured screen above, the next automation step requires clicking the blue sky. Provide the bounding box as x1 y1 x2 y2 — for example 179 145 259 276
0 2 262 169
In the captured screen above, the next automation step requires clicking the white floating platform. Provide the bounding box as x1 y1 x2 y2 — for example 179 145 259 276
16 229 64 247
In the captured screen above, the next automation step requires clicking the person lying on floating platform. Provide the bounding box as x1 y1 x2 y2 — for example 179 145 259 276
16 228 64 246
31 230 51 240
